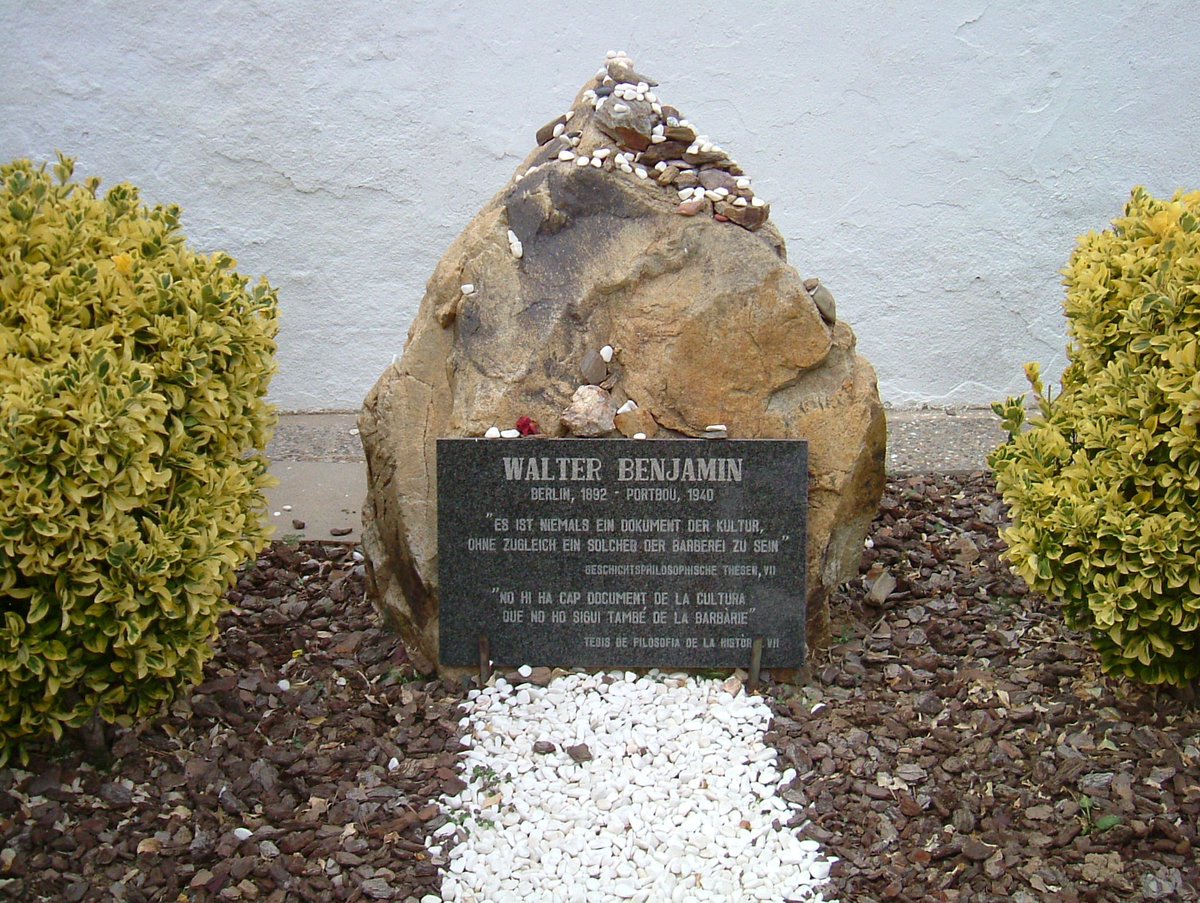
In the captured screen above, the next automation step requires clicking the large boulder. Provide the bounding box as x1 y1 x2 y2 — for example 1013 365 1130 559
360 54 886 674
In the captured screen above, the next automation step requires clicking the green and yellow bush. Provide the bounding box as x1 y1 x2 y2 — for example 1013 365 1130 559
0 155 278 761
990 187 1200 687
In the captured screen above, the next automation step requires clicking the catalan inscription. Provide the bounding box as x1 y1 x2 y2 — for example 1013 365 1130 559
437 439 807 668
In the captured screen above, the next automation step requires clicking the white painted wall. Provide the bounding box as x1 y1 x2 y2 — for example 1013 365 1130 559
3 1 1197 410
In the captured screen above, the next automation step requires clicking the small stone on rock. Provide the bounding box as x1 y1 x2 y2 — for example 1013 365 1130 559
615 406 659 438
580 349 608 385
484 426 501 439
561 385 617 437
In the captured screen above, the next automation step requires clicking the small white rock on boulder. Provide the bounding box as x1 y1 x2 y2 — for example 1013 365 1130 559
359 57 886 673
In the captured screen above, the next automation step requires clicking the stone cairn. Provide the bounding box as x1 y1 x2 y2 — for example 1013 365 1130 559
532 51 771 232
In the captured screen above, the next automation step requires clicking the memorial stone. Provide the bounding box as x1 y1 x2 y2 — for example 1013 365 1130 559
438 439 808 668
359 53 886 674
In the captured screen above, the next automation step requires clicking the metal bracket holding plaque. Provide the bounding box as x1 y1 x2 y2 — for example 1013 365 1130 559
438 438 807 670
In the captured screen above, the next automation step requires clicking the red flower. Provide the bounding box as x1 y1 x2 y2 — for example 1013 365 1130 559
515 416 541 436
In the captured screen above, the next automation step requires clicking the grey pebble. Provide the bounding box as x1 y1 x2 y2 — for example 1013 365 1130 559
580 349 607 385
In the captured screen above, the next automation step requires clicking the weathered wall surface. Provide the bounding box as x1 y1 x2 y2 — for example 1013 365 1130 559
3 1 1196 410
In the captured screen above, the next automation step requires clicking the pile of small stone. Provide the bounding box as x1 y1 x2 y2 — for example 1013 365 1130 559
425 670 835 902
524 51 772 232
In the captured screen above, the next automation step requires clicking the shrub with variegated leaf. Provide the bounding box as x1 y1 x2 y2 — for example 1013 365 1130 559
0 155 278 762
989 187 1200 687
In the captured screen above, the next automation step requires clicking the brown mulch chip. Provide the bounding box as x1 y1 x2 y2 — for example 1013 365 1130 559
0 543 465 902
2 473 1198 902
766 472 1200 902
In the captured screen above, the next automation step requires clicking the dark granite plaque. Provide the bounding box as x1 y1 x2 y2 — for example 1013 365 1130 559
437 439 807 668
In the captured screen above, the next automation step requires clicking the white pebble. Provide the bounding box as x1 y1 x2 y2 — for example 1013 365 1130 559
612 102 629 113
484 426 501 439
606 49 618 59
500 428 521 439
704 190 721 202
645 92 657 103
272 511 281 517
277 679 290 692
632 432 647 440
388 757 400 772
677 188 693 200
564 110 574 122
435 672 834 901
714 187 730 197
650 135 666 143
651 102 662 115
751 197 766 207
507 229 518 244
634 168 648 179
517 664 533 678
558 149 576 162
233 828 253 841
510 240 523 258
592 148 611 159
461 283 476 294
736 177 751 189
706 424 728 431
733 197 749 207
575 156 591 167
654 161 668 172
599 345 614 363
810 859 834 880
590 157 602 168
616 399 637 414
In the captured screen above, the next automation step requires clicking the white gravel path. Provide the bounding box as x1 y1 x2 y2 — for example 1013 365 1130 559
423 671 835 902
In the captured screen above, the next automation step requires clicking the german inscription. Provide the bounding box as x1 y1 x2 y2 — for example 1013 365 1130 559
437 439 807 668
